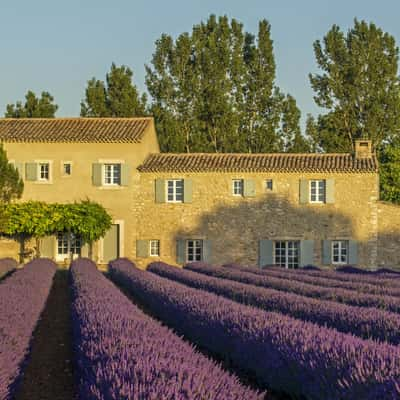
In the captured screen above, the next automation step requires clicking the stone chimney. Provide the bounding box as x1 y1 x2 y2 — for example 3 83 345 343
354 139 373 159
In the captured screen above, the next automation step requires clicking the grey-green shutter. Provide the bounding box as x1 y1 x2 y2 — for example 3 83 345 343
81 243 89 258
40 236 55 258
299 179 309 204
92 163 103 186
243 179 256 197
136 240 149 258
300 240 314 267
120 164 130 186
202 240 212 263
25 162 38 181
259 240 273 267
155 179 166 203
14 162 24 178
348 240 358 265
322 240 332 265
176 240 186 264
325 178 335 204
183 179 193 203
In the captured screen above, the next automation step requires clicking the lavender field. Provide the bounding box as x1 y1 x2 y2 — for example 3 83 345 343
1 256 400 400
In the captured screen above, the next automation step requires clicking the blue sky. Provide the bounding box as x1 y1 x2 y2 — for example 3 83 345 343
1 0 400 125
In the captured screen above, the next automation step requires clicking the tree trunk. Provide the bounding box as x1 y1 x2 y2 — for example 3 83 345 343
19 236 25 264
88 242 93 260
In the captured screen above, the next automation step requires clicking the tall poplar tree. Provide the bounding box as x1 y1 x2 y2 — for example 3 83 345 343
146 15 306 153
80 63 147 117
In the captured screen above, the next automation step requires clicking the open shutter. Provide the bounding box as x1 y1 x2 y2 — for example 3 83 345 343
183 179 193 203
325 179 335 204
120 164 130 186
25 162 38 181
40 236 55 258
244 179 256 197
136 240 149 258
202 240 212 263
322 240 332 265
299 179 309 204
155 179 166 203
14 162 24 178
176 240 186 264
300 240 314 267
259 240 273 268
92 163 103 186
348 240 358 265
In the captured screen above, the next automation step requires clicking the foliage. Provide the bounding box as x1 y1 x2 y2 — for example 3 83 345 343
379 143 400 204
5 90 58 118
80 63 147 117
146 15 308 153
110 258 400 400
0 144 23 204
0 258 56 399
71 258 262 399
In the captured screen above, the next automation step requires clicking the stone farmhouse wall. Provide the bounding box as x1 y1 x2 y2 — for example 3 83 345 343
378 202 400 267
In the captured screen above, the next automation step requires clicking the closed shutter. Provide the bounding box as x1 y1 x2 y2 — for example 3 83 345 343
300 240 314 267
40 236 55 258
120 164 130 186
183 179 193 203
348 240 358 265
322 240 332 265
14 162 24 178
155 179 166 203
176 240 186 264
136 240 149 258
259 240 273 268
25 162 38 181
92 163 103 186
325 179 335 204
243 179 256 197
299 179 309 204
202 240 212 263
80 243 89 258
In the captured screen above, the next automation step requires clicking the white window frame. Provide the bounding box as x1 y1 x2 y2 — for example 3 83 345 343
56 232 82 261
166 179 184 203
332 240 348 265
186 239 203 262
61 161 72 177
265 179 273 191
309 180 325 203
274 240 300 269
35 160 52 184
232 179 244 196
149 240 160 257
103 163 121 186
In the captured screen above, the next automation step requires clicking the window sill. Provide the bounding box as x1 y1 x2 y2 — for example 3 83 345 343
33 180 53 185
98 186 125 190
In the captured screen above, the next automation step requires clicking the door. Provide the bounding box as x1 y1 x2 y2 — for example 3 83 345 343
103 224 120 263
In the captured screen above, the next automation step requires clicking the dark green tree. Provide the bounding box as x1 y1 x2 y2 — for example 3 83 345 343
81 63 147 117
146 15 303 153
5 90 58 118
0 144 23 204
379 141 400 204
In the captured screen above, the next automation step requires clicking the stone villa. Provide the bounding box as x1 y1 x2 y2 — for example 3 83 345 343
0 117 399 268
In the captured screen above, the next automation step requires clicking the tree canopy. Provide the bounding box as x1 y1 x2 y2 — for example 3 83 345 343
0 144 23 204
5 90 58 118
81 63 147 117
146 15 309 153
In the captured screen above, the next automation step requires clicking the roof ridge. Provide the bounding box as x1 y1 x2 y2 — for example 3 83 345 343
149 152 353 157
0 117 153 121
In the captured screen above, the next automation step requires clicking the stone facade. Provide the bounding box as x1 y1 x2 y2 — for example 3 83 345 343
378 202 400 267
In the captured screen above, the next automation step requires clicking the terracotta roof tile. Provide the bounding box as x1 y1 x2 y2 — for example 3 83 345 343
0 117 152 143
138 153 378 173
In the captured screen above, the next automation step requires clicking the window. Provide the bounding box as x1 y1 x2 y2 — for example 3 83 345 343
274 241 300 269
232 179 244 196
63 163 72 176
167 179 184 202
57 232 81 260
266 179 273 191
104 164 121 185
310 180 325 203
332 240 348 264
187 239 203 262
39 163 50 181
149 240 160 257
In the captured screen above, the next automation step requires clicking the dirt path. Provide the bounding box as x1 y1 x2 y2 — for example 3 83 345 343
14 270 76 400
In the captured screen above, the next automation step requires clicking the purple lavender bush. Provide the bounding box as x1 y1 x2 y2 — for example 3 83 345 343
0 258 56 400
70 258 263 400
148 261 400 344
110 258 400 400
0 258 17 278
186 262 400 313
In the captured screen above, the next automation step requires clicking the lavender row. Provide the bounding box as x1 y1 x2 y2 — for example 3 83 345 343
0 258 56 400
224 263 400 298
185 262 400 313
110 258 400 400
148 261 400 344
70 258 262 400
0 258 17 279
